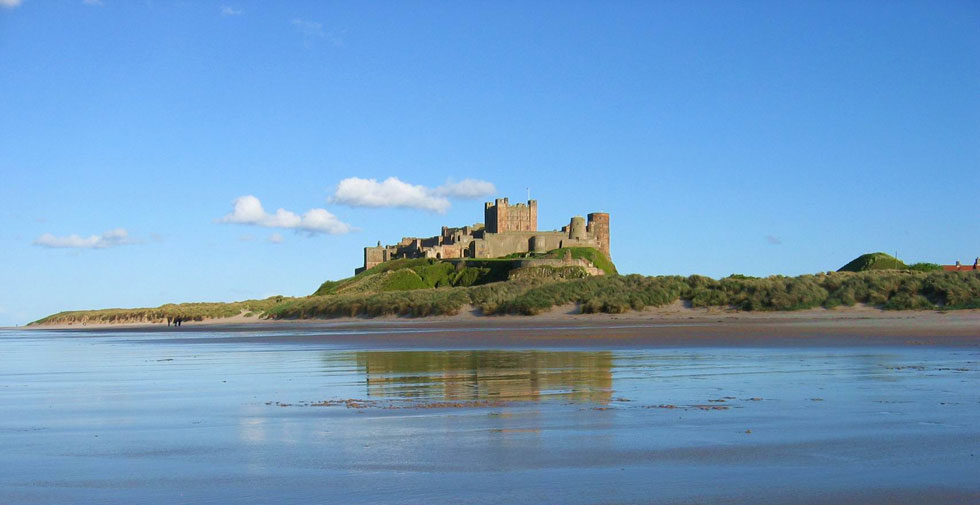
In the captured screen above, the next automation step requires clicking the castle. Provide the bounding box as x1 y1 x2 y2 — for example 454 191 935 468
356 198 610 274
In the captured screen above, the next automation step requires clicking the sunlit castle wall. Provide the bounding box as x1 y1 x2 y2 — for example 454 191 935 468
358 198 610 272
484 198 537 233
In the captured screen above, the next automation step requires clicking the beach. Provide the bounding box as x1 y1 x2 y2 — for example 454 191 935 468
2 322 978 504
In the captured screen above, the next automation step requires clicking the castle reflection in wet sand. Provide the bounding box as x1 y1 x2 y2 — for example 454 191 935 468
354 350 613 405
1 331 978 504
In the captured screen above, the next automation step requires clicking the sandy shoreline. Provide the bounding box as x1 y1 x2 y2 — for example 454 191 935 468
14 303 980 347
6 327 978 504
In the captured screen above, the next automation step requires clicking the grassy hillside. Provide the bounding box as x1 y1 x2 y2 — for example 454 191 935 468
29 269 980 325
29 249 980 326
838 252 908 272
266 270 980 318
540 247 618 275
30 298 283 326
312 258 521 296
312 247 615 296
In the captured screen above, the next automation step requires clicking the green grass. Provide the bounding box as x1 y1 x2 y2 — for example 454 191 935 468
507 265 592 282
548 247 618 275
268 270 980 319
29 270 980 325
30 252 980 325
503 247 617 275
381 269 428 291
311 248 615 297
312 258 439 296
313 258 515 297
838 252 908 272
312 280 341 296
449 260 521 283
30 297 284 326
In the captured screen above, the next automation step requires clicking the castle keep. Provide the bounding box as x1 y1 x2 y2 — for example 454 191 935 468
356 198 610 274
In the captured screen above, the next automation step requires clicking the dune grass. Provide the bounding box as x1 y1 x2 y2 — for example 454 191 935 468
506 247 617 275
30 268 980 325
264 270 980 319
312 258 518 296
908 262 943 272
546 247 618 275
311 247 614 298
30 298 283 326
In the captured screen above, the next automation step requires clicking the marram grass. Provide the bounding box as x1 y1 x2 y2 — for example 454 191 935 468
31 270 980 325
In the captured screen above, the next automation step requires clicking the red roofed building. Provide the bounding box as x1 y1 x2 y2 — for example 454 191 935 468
942 258 979 271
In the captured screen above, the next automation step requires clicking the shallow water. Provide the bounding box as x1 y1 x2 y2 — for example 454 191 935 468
1 329 978 504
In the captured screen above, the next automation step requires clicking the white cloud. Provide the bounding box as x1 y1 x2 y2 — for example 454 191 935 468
332 177 448 213
267 233 284 244
0 0 23 8
33 228 134 249
220 195 351 235
220 5 241 16
331 177 496 213
82 0 104 6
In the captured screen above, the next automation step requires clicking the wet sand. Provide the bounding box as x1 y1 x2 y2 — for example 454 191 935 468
1 329 978 504
4 318 979 504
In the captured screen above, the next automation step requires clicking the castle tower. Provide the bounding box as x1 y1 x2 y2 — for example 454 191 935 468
587 213 610 259
568 216 587 239
484 198 537 233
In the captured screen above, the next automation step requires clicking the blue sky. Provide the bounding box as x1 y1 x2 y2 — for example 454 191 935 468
1 1 978 325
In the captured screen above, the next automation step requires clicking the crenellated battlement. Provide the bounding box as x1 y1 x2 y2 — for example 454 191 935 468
356 198 610 274
484 198 538 233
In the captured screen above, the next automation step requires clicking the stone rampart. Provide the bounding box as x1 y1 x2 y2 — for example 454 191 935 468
356 197 610 274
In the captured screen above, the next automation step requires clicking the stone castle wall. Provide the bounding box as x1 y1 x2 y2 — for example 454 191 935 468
485 198 537 233
355 198 610 274
587 212 610 259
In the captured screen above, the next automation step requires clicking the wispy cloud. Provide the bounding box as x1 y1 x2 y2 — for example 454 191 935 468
330 177 497 214
219 195 352 235
292 18 323 37
82 0 104 6
267 233 284 244
0 0 23 9
766 235 783 245
220 5 241 16
291 18 344 47
33 228 136 249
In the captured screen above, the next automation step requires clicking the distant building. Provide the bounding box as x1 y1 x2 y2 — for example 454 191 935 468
356 198 610 274
942 258 979 272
